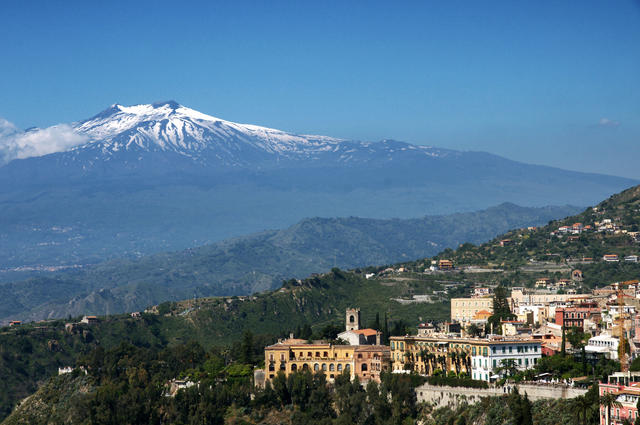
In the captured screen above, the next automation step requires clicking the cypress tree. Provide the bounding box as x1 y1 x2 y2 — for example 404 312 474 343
383 313 389 345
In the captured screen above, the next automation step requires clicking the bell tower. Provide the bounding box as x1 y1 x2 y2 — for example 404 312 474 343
345 308 361 331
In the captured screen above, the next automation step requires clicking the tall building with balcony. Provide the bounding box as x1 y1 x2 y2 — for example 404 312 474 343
599 372 640 425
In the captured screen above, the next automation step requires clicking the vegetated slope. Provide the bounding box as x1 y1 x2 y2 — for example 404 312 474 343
1 373 93 425
0 269 450 420
0 203 581 323
411 184 640 287
0 101 635 270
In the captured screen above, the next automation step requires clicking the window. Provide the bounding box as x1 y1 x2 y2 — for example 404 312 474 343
518 359 522 365
483 348 488 356
362 364 368 372
509 346 513 353
291 364 298 372
391 342 395 350
280 354 285 361
330 364 335 371
358 354 363 359
493 359 496 368
492 347 496 354
269 363 275 371
322 364 327 371
269 354 274 361
315 352 320 357
525 358 529 366
307 352 312 357
323 352 328 357
472 347 476 355
345 364 350 372
338 364 343 372
400 342 404 350
502 347 506 353
314 363 319 371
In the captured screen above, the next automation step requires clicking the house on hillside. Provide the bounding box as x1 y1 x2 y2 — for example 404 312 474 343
80 316 99 325
535 278 552 288
438 259 454 270
603 254 619 262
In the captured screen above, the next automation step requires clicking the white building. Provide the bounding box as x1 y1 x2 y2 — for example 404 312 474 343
471 340 542 382
585 333 619 360
337 329 381 345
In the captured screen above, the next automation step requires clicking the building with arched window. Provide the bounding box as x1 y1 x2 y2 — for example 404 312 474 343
258 337 390 387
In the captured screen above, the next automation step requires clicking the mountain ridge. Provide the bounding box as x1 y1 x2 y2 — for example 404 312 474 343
0 202 581 324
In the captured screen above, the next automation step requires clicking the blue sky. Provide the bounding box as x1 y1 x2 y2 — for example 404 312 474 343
1 0 639 178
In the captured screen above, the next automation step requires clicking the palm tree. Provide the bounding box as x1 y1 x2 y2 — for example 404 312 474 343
495 358 518 379
427 353 436 375
448 351 458 375
466 324 482 337
569 394 593 425
600 391 622 425
458 352 469 374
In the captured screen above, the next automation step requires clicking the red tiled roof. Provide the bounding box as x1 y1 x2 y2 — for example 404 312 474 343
353 329 379 336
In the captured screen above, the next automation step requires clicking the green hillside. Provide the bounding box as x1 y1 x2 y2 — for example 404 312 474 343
0 202 580 324
0 268 458 420
389 185 640 288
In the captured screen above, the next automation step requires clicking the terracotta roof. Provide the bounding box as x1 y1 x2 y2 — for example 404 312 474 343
353 329 379 337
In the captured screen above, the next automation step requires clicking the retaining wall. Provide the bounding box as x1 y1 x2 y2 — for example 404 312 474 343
415 383 587 408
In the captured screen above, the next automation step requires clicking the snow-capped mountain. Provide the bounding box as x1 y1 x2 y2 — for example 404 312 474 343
72 101 344 165
0 101 636 279
57 101 456 168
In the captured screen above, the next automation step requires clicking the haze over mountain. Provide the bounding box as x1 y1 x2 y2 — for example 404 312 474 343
0 202 581 324
0 101 635 269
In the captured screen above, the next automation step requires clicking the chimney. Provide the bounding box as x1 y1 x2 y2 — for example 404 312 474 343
289 332 294 340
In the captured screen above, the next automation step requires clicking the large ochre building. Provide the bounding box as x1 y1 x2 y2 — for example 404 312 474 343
261 308 390 385
263 340 390 384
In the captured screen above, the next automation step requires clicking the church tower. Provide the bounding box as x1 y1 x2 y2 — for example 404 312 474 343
345 308 361 331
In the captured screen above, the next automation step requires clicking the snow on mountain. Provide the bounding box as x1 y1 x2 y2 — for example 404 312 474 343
67 100 454 166
0 101 457 168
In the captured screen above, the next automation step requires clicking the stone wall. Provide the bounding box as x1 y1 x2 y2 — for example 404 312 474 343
415 383 587 409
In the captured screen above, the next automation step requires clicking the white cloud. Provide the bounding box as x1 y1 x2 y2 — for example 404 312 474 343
0 118 89 164
598 118 621 127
